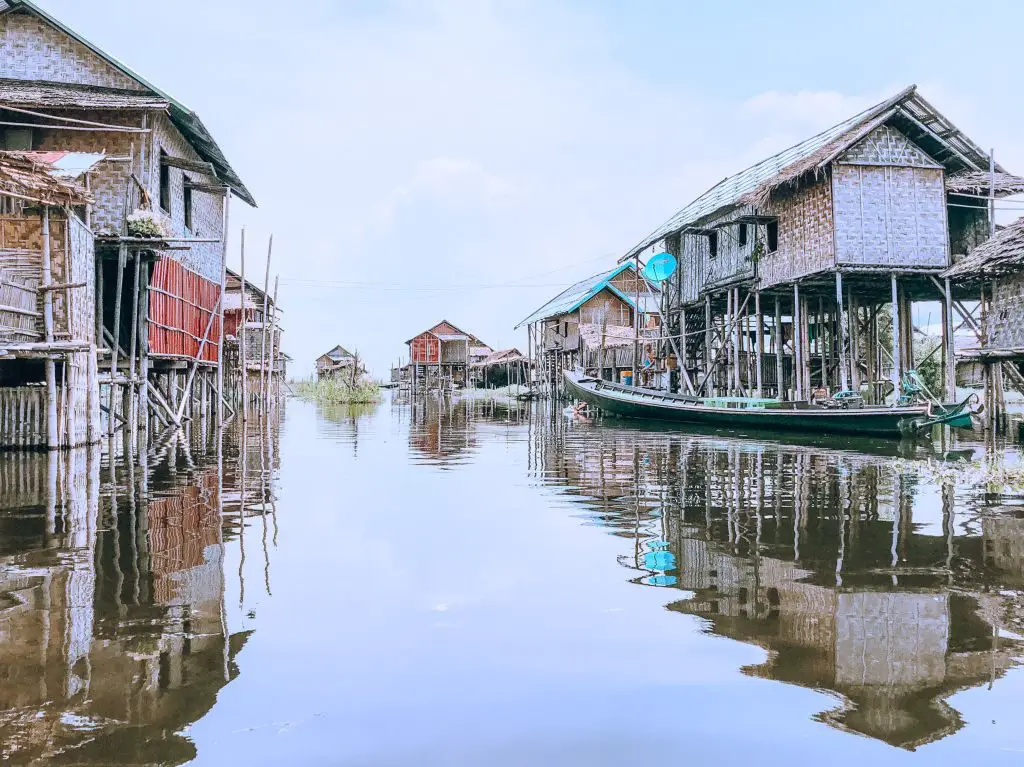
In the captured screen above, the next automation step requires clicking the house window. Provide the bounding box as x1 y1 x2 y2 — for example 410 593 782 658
766 221 779 253
708 231 718 259
738 223 748 247
159 150 171 213
3 127 32 150
183 176 193 231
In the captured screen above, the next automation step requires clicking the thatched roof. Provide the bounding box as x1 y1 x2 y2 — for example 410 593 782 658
0 150 91 205
623 85 1011 261
942 216 1024 282
0 77 169 110
945 170 1024 196
471 348 526 368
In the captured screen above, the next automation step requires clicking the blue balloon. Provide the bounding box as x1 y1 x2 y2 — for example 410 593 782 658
643 252 677 282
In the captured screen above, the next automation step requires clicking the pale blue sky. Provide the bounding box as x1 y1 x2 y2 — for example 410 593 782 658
43 0 1024 374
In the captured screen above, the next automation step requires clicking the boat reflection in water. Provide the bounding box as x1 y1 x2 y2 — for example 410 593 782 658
531 409 1024 751
0 414 277 765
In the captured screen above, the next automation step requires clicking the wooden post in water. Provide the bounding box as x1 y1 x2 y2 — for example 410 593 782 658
793 283 803 400
259 236 273 415
217 195 230 429
239 229 248 420
835 271 849 393
704 294 712 395
774 296 784 400
41 207 58 449
754 290 763 398
890 274 901 402
943 277 956 400
109 243 127 432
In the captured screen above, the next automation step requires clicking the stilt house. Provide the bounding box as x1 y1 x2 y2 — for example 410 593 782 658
516 262 661 390
223 266 283 405
626 85 1024 404
405 320 485 391
315 344 362 381
0 151 98 447
0 0 256 446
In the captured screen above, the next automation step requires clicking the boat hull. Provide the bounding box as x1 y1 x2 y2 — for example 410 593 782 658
564 372 929 437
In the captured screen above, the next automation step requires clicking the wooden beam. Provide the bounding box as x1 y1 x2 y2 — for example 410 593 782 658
161 155 217 175
185 181 229 196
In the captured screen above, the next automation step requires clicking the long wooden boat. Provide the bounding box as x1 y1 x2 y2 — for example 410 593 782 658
563 370 933 437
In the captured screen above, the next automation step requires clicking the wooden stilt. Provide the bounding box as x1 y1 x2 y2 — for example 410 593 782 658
943 277 956 400
704 294 713 395
818 297 828 392
774 296 784 400
754 290 763 397
108 243 127 433
259 235 273 415
891 274 901 401
239 229 248 419
793 283 803 400
217 195 230 429
849 291 861 393
835 271 849 393
41 207 58 449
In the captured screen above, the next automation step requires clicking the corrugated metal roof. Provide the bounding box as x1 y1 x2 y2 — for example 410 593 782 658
514 263 660 328
22 150 105 178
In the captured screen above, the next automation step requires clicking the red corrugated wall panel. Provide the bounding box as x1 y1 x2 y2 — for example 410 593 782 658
148 259 221 362
409 333 440 363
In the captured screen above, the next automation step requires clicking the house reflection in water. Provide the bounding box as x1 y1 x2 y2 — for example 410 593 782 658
535 418 1024 751
0 428 250 765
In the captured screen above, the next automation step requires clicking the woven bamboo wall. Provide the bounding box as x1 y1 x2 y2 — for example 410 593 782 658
989 271 1024 350
759 179 835 288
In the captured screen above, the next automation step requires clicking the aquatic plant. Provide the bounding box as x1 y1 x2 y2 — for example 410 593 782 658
293 376 381 404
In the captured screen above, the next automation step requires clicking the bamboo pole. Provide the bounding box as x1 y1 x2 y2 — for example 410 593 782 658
259 235 273 414
268 275 280 408
754 290 763 397
704 294 712 394
217 195 230 428
891 274 901 401
41 207 58 449
943 277 956 400
775 296 784 400
127 249 141 437
239 229 248 420
835 271 849 392
793 283 803 400
108 243 127 432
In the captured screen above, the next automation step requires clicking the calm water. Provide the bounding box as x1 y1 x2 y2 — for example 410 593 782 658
1 395 1023 765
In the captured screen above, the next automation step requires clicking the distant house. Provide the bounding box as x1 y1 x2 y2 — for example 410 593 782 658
406 320 486 391
515 263 660 387
222 267 283 404
316 344 363 380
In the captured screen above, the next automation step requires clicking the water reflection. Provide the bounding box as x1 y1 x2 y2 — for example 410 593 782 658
528 412 1024 750
0 412 279 764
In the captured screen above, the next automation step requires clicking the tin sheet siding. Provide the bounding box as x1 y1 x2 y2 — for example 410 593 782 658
0 11 137 89
148 258 220 362
990 271 1024 351
760 179 834 288
409 333 440 364
832 164 947 268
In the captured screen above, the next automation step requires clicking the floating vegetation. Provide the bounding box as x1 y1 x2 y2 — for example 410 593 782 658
293 377 381 404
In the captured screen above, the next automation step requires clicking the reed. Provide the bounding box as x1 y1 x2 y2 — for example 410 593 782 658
294 376 381 404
